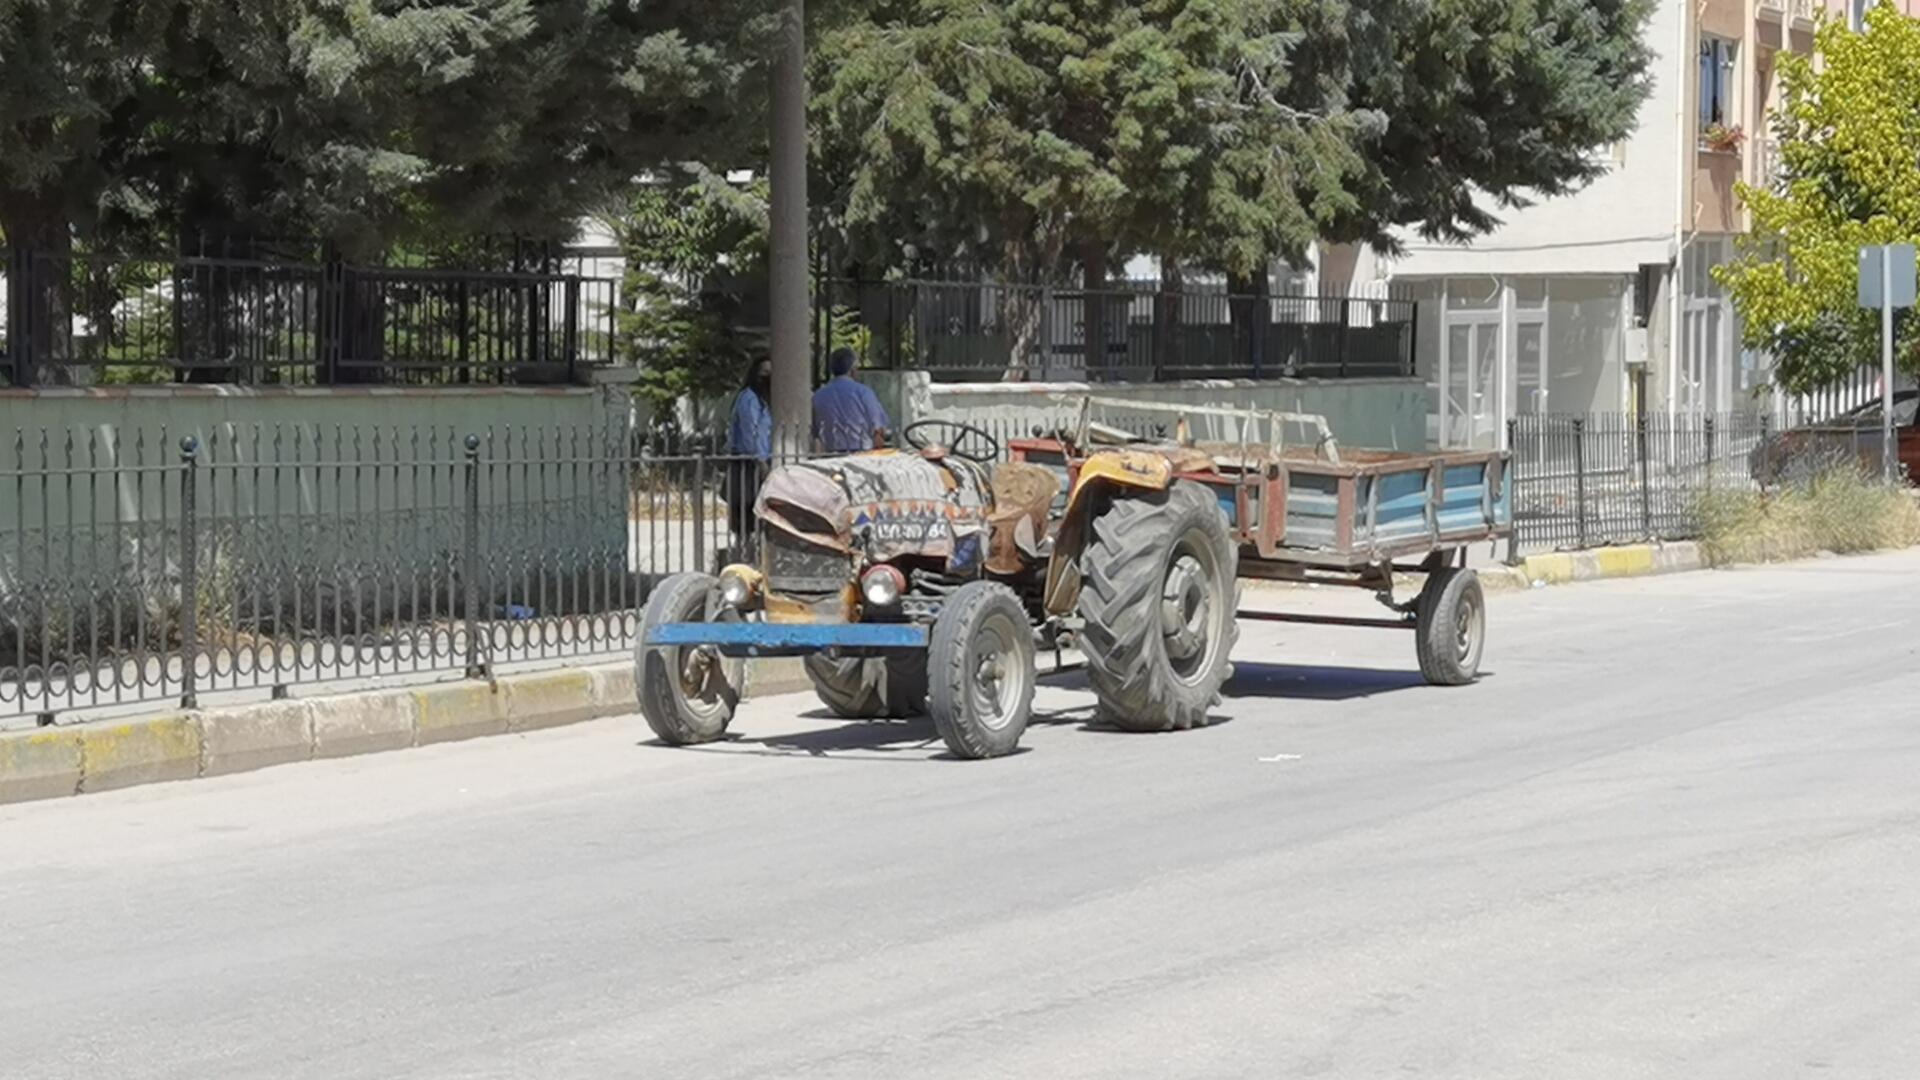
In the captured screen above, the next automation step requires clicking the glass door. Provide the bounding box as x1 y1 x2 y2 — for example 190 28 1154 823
1444 320 1501 448
1516 320 1547 415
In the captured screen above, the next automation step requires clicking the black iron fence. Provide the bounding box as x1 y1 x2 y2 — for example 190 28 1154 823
0 418 964 728
818 278 1414 382
2 248 618 387
1508 412 1777 556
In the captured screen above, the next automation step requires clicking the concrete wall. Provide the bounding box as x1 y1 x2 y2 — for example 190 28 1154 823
865 371 1428 452
0 387 636 662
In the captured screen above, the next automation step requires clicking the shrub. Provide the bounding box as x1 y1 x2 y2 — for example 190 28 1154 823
1699 464 1920 565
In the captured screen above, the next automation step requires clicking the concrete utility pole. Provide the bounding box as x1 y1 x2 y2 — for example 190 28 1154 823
768 0 811 453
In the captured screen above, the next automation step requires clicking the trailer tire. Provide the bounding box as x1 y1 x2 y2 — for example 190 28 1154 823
804 653 929 719
1078 480 1239 732
927 582 1034 759
1414 567 1485 686
636 573 743 745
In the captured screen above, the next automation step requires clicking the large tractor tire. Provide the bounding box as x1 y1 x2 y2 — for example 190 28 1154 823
636 573 743 745
804 653 929 719
1079 480 1239 732
1414 566 1485 686
927 582 1035 759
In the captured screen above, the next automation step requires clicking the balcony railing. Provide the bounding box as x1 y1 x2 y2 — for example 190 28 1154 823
1757 137 1784 188
1790 0 1816 23
1757 0 1787 17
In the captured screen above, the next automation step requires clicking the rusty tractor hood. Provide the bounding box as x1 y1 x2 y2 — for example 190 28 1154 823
756 450 991 572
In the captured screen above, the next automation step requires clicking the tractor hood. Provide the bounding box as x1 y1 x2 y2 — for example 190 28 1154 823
756 450 991 569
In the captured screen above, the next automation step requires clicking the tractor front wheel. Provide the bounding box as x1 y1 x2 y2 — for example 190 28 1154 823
927 582 1035 759
636 573 743 745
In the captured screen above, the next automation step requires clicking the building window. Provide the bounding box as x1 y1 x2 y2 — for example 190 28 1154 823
1699 36 1737 132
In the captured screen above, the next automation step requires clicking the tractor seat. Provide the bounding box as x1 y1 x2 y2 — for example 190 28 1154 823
984 461 1061 573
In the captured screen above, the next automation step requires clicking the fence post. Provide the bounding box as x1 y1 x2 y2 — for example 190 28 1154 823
1505 418 1520 565
5 248 28 387
693 448 708 574
1704 415 1716 494
1759 412 1772 489
1039 283 1054 378
1572 416 1588 550
1337 298 1352 378
1636 409 1653 539
463 433 486 679
178 436 201 710
563 275 581 382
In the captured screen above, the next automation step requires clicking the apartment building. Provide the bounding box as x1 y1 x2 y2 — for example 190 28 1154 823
1331 0 1830 449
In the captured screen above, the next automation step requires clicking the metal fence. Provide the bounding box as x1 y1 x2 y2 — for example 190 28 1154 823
2 248 618 387
818 278 1415 382
1508 412 1777 556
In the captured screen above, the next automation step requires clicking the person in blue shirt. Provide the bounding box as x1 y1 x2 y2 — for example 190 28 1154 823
725 357 773 558
812 347 892 453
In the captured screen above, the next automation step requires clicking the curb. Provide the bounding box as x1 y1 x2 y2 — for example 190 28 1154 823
0 656 813 806
1478 541 1706 592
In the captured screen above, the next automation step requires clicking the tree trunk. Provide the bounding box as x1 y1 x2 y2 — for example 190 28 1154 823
1 200 82 387
1080 242 1109 379
1227 261 1269 375
1153 257 1184 375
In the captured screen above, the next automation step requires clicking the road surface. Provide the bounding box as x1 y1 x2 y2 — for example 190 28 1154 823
6 551 1920 1079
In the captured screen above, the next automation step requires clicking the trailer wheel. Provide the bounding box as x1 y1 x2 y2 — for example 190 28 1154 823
1414 567 1485 686
636 573 743 745
1078 480 1239 732
927 582 1034 759
804 653 929 719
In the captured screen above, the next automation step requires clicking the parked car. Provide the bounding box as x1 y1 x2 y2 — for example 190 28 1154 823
1749 391 1920 484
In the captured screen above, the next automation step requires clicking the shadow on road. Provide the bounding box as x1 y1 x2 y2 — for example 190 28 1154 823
1225 662 1442 702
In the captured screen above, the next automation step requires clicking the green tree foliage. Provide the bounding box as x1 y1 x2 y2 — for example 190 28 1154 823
812 0 1372 282
2 0 774 256
1718 8 1920 394
1342 0 1655 246
811 0 1654 279
606 168 771 407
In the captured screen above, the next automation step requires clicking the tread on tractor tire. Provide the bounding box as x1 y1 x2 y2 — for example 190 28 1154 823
1078 479 1239 732
1414 566 1485 686
927 581 1035 759
804 652 929 719
635 572 743 745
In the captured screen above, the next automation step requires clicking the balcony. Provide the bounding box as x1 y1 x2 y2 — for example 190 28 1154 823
1790 0 1816 24
1758 0 1787 18
1756 136 1785 188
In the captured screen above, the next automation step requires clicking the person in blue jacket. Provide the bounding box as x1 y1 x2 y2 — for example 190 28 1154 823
811 347 892 453
725 357 773 558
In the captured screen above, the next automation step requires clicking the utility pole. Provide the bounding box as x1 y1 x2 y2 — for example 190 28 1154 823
768 0 811 455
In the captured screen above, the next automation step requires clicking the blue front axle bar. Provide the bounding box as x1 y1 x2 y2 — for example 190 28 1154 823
643 621 931 657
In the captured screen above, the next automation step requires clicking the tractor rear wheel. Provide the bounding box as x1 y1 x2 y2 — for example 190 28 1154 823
804 653 929 719
1078 480 1238 732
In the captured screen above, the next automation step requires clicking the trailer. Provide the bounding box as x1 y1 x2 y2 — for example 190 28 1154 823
1009 397 1511 685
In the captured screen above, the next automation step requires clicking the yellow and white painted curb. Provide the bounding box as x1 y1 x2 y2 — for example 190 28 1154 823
1477 541 1706 592
0 657 811 806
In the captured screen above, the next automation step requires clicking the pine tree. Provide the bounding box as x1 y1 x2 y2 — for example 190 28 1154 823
811 0 1654 274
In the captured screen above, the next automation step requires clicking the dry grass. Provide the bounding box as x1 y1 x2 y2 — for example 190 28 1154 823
1698 466 1920 566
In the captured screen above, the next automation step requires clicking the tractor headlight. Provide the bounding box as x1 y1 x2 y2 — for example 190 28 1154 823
718 566 760 610
860 565 906 608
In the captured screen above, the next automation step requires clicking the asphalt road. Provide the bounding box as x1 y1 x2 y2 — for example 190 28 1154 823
6 551 1920 1080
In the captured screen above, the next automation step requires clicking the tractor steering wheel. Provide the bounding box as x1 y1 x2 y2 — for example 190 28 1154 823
904 419 1001 463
